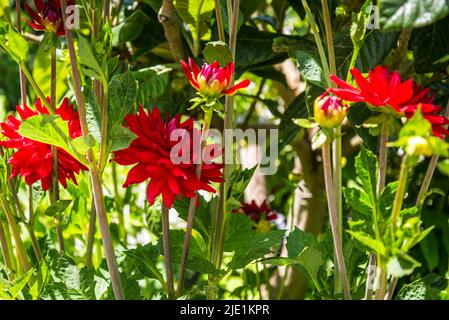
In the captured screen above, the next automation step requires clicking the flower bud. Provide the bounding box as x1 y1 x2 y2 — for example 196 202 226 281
314 94 347 129
405 136 433 157
181 58 250 98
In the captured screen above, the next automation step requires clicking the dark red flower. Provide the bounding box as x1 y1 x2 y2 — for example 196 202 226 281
113 107 223 208
329 66 449 137
238 200 277 223
24 0 74 36
181 58 251 98
0 98 88 190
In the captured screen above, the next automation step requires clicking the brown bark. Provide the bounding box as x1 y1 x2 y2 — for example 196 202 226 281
158 0 187 62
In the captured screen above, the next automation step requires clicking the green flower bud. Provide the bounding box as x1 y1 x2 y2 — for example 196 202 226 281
314 94 347 129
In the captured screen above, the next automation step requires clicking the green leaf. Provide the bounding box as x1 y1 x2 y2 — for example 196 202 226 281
311 130 327 150
237 27 290 73
379 0 449 31
387 252 421 278
419 232 440 271
45 200 72 217
157 230 223 276
266 245 324 290
396 274 448 300
112 10 151 46
355 146 378 205
133 65 172 106
203 41 233 67
18 115 88 165
410 16 449 73
0 0 10 20
41 32 61 52
379 181 398 217
224 213 253 252
228 229 285 270
294 51 325 89
437 159 449 176
173 194 212 242
173 0 215 41
109 124 137 152
225 166 257 210
286 227 317 258
343 187 373 218
335 30 398 76
78 35 103 80
8 269 33 299
123 244 165 284
6 27 28 62
108 71 137 124
43 255 96 300
347 230 387 256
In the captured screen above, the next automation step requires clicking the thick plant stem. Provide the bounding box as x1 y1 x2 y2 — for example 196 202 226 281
212 0 240 272
0 221 14 272
26 199 41 261
177 108 213 297
161 204 175 299
0 194 30 272
391 156 409 231
378 156 409 300
366 124 389 298
322 142 351 300
60 0 124 300
50 46 65 252
375 261 388 300
377 124 389 195
112 163 126 241
214 0 225 42
85 201 96 268
15 0 27 104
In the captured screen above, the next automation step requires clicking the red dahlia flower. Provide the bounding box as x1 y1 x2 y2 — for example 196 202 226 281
329 66 449 137
239 200 277 222
0 98 87 190
181 58 251 98
236 200 278 233
113 107 223 208
24 0 74 36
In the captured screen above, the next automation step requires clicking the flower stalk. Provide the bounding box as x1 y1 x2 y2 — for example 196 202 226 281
161 204 175 299
60 0 124 300
212 0 240 273
322 141 351 300
177 107 214 297
0 194 30 273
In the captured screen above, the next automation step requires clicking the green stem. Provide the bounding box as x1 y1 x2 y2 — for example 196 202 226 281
0 194 30 272
322 141 351 300
391 155 409 232
0 220 15 274
299 0 331 87
60 0 124 300
194 0 206 57
112 163 126 241
161 204 175 299
98 83 109 172
50 46 64 253
212 0 240 274
20 62 54 113
176 107 213 297
374 259 387 300
214 0 226 42
85 200 96 268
